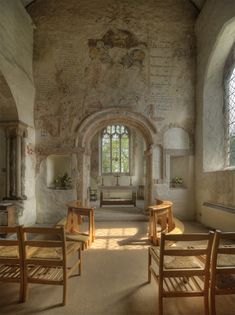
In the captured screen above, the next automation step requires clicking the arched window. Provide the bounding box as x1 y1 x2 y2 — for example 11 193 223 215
225 65 235 166
101 124 130 174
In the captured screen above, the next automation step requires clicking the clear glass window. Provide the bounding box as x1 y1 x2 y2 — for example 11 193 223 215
101 124 130 174
225 66 235 166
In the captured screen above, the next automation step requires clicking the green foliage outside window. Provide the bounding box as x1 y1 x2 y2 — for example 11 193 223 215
101 125 130 174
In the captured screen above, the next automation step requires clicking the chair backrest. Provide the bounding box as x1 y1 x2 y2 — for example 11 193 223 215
149 201 175 232
65 206 94 234
21 226 67 267
159 232 214 282
211 230 235 293
0 225 23 266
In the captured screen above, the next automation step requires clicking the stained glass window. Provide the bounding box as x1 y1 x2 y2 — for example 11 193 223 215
101 125 130 174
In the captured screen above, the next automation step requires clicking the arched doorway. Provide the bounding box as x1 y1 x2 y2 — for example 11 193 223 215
74 108 157 207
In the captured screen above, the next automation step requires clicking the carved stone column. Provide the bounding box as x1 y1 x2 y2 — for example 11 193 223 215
0 121 27 200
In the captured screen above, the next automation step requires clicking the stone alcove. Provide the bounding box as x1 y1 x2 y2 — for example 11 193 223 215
74 108 159 207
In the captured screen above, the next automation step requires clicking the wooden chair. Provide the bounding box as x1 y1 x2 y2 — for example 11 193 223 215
210 230 235 315
148 232 214 315
151 208 169 246
57 203 95 249
148 200 174 245
0 226 24 303
21 226 81 305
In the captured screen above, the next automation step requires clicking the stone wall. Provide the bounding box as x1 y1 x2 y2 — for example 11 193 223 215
195 0 235 230
28 0 197 222
0 0 36 226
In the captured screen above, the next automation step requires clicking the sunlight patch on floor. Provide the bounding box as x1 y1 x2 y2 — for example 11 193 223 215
90 227 150 250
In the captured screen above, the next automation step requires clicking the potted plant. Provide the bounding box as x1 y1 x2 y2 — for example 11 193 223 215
171 176 183 188
54 173 72 189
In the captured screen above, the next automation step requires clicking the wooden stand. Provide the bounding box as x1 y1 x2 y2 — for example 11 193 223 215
0 203 15 237
0 203 15 227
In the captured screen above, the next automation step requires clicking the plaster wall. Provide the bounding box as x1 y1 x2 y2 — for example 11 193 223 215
17 126 37 225
0 129 6 200
28 0 197 222
36 158 77 224
0 0 35 126
195 0 235 230
0 1 36 226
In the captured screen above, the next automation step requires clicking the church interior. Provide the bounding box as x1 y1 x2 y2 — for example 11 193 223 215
0 0 235 314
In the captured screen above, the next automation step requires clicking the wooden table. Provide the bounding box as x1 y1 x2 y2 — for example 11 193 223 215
66 201 95 243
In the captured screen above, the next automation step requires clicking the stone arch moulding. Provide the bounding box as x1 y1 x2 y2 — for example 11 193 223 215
203 17 235 172
74 107 158 206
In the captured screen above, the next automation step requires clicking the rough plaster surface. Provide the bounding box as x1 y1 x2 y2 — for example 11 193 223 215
36 159 76 224
0 73 18 121
27 0 197 222
195 0 235 230
29 0 196 150
0 0 35 126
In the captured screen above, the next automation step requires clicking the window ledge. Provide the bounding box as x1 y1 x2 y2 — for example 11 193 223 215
223 166 235 171
203 166 235 173
203 202 235 214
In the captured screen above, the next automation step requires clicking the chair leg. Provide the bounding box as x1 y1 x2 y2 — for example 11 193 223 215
22 281 28 303
204 292 209 315
22 268 28 303
78 248 81 276
158 292 163 315
210 288 216 315
62 280 67 306
148 247 151 283
19 281 24 303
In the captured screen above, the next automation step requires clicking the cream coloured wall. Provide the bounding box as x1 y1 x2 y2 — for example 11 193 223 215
195 0 235 230
29 0 197 222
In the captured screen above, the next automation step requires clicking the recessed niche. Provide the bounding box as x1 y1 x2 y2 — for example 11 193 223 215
46 155 72 189
170 156 189 189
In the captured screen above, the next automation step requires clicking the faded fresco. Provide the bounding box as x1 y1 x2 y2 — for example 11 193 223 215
29 0 196 150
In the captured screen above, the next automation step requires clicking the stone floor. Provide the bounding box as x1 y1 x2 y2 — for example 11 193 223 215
0 209 234 314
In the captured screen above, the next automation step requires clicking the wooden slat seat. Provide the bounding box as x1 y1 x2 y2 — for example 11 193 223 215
26 241 81 260
150 246 203 269
56 217 90 249
66 233 90 243
26 265 64 283
217 252 235 267
0 226 24 302
210 230 235 315
148 232 214 315
56 202 95 250
22 226 82 306
0 245 19 258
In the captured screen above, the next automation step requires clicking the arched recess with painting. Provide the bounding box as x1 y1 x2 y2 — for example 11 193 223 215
75 108 159 207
